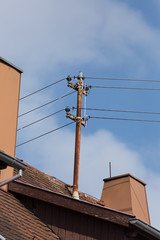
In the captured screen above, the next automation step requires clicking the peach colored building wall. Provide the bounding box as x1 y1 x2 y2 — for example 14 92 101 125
101 174 150 224
101 175 132 214
0 58 22 190
130 177 150 224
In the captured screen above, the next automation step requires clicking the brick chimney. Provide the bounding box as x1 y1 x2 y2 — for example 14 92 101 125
101 174 150 224
0 57 22 190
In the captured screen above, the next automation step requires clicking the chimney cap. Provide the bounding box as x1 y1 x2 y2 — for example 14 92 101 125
0 57 23 73
103 173 146 186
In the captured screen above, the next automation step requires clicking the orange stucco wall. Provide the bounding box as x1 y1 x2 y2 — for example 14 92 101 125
130 177 150 224
0 61 21 190
101 176 132 214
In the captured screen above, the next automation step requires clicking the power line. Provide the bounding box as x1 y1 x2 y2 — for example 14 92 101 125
91 86 160 91
17 109 64 131
90 116 160 123
16 121 74 147
18 75 160 101
85 76 160 83
80 107 160 115
18 90 75 117
19 78 66 100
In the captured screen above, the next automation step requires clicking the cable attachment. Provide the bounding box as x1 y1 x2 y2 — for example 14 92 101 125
82 116 90 127
83 85 91 96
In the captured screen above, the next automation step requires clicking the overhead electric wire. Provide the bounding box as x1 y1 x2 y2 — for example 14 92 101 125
19 78 66 100
85 76 160 83
91 86 160 91
17 109 64 131
90 116 160 123
80 107 160 115
16 121 74 147
19 76 160 101
18 90 75 117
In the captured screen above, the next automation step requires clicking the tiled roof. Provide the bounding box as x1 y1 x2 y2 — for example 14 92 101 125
0 189 59 240
14 162 104 206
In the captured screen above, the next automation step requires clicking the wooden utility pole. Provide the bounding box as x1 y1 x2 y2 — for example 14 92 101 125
72 74 83 199
66 72 89 199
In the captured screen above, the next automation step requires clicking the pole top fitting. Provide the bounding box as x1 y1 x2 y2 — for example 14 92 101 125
78 71 84 80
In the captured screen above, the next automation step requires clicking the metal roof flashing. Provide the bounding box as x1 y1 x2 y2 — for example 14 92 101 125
0 57 23 73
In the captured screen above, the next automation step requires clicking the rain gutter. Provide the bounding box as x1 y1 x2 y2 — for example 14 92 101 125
0 151 27 187
0 151 26 170
129 219 160 240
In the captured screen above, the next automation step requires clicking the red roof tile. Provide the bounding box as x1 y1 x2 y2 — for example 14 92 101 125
14 162 104 206
0 189 59 240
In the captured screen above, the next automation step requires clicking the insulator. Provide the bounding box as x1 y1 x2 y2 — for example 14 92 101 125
66 76 72 82
65 107 70 113
85 86 90 91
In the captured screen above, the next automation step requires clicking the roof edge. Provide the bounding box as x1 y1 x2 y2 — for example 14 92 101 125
0 57 23 73
9 180 134 227
13 180 134 216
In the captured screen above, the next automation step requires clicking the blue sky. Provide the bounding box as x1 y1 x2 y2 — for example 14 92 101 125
1 0 160 229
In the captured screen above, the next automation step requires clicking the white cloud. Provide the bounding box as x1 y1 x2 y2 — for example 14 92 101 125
1 0 160 76
0 0 100 70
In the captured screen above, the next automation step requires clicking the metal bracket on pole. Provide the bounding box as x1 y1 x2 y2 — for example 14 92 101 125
66 113 88 127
